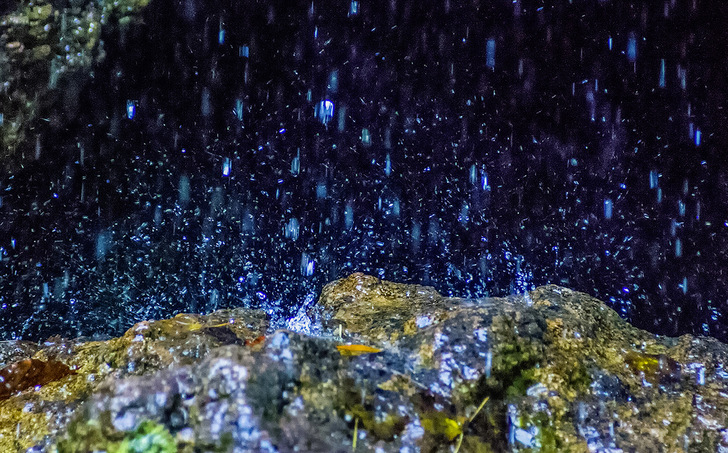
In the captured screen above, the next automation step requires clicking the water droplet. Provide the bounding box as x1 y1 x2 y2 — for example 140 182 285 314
675 238 682 257
218 19 225 44
126 100 136 119
586 89 596 121
314 100 335 125
316 183 327 199
458 203 469 224
154 205 162 225
344 203 354 229
291 149 301 175
285 218 300 240
234 98 244 122
649 170 659 189
328 70 339 93
361 128 371 146
95 230 111 261
603 198 613 220
201 87 211 117
301 252 315 276
348 0 359 16
208 289 219 311
410 221 421 253
627 33 637 62
679 277 688 294
178 175 190 205
486 38 496 69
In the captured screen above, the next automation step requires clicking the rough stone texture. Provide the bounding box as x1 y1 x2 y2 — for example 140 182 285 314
0 0 148 169
0 307 268 452
1 273 728 452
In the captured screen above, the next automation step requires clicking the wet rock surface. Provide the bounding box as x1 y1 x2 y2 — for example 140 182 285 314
0 0 148 168
2 274 728 452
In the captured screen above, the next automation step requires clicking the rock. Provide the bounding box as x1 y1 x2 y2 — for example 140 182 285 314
0 0 150 169
0 340 40 366
1 274 728 452
312 272 460 342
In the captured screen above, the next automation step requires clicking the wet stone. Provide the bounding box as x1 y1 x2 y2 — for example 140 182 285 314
0 0 150 169
1 275 728 452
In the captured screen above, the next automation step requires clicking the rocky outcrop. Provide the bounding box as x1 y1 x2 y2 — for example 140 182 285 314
1 273 727 452
0 0 148 168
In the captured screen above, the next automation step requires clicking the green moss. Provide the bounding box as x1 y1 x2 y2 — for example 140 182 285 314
56 413 123 453
519 411 587 453
56 417 177 453
485 316 542 397
350 404 408 441
112 421 176 453
330 375 409 442
459 436 497 453
418 410 465 441
26 4 52 22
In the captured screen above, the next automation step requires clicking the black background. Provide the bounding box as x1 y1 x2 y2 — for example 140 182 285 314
2 0 728 341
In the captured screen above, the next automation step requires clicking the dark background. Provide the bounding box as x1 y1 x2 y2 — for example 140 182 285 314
2 0 728 341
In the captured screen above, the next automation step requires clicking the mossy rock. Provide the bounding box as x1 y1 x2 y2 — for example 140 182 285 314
1 275 728 452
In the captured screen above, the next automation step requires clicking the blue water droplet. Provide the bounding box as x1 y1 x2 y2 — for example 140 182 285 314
314 100 335 125
361 128 371 146
348 0 359 16
344 203 354 229
627 33 637 62
178 175 190 205
649 170 659 189
603 198 613 220
291 149 301 175
126 100 136 119
486 38 496 69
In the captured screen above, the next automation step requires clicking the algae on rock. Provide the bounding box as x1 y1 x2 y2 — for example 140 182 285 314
1 274 728 452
